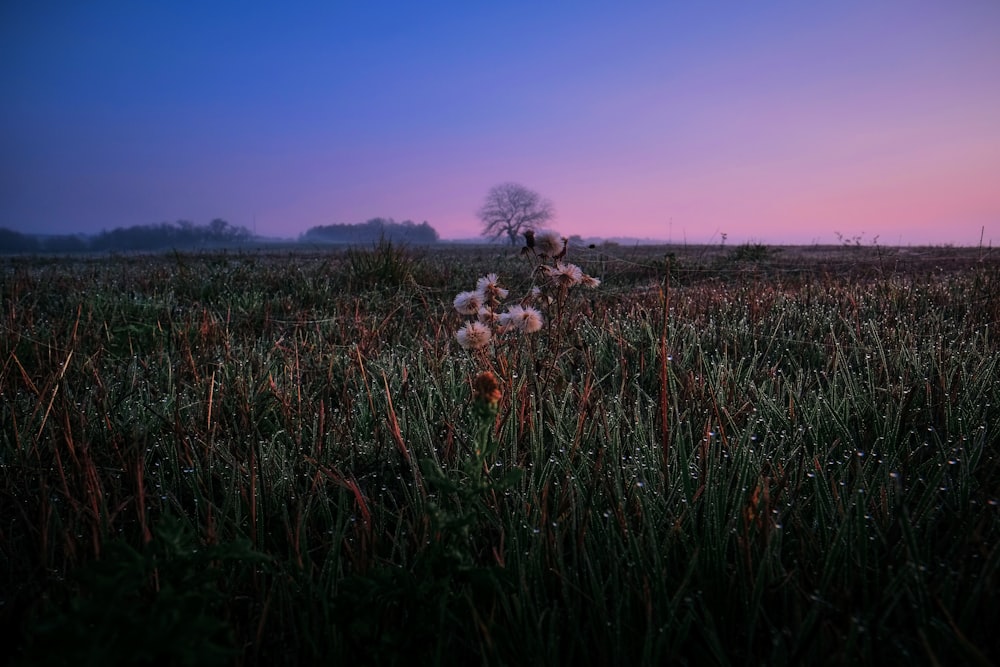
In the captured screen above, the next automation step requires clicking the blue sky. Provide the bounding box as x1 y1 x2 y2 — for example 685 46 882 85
2 1 999 244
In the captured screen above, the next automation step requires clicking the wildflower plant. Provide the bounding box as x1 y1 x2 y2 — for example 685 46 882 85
452 272 539 353
449 229 602 463
451 229 599 356
411 229 604 618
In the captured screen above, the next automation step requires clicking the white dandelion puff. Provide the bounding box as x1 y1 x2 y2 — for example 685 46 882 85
477 307 501 324
453 290 482 315
475 273 509 302
535 231 564 257
499 305 544 334
544 262 583 287
456 321 492 350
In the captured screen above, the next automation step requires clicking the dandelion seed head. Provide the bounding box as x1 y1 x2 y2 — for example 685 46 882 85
456 321 492 350
498 305 522 325
545 262 583 287
500 305 544 334
477 307 500 324
580 274 601 289
476 273 509 302
453 290 482 315
535 231 564 257
522 308 544 333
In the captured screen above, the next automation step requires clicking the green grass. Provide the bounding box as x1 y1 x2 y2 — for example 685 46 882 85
2 243 998 665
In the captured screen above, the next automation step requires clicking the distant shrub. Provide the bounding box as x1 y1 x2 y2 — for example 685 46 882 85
345 236 423 288
727 242 774 263
302 218 439 245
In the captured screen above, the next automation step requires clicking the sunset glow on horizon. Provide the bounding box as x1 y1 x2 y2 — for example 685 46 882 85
2 2 998 246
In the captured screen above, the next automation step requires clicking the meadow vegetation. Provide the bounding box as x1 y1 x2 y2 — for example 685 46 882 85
2 241 998 665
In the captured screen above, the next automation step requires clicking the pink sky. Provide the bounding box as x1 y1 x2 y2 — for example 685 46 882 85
2 2 998 245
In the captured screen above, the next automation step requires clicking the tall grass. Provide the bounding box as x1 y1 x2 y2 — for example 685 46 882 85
2 245 998 665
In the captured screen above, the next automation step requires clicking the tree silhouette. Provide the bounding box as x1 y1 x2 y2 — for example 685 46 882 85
477 182 554 245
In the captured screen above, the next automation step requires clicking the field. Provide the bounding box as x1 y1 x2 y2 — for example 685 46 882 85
2 241 999 665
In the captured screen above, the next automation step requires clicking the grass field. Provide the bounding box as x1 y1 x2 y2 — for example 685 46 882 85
2 240 998 665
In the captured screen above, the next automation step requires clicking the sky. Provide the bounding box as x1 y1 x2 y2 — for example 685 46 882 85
2 1 999 246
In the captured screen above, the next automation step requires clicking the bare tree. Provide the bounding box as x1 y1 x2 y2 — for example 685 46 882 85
477 182 554 245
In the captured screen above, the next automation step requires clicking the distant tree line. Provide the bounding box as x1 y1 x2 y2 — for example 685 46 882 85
0 217 442 253
0 219 252 253
89 219 252 251
0 227 88 253
299 218 439 245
